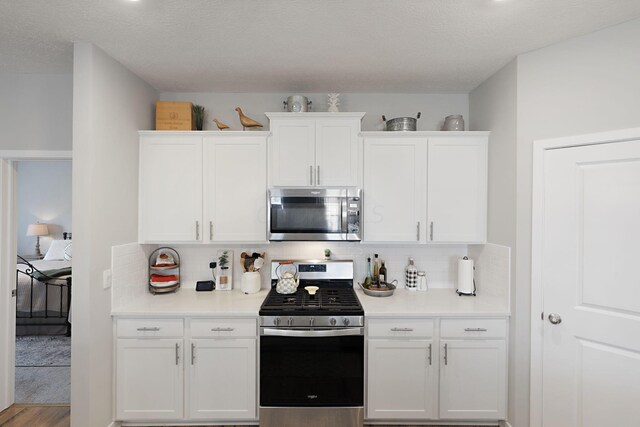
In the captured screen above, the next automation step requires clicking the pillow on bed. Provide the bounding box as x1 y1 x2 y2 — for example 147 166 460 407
44 239 69 261
64 242 72 260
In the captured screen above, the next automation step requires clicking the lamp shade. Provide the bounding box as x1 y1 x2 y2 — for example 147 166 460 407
26 223 49 237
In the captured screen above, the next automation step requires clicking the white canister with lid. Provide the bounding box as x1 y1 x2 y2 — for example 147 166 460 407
417 271 428 291
241 271 261 294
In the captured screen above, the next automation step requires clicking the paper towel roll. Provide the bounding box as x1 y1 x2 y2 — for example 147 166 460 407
457 257 475 295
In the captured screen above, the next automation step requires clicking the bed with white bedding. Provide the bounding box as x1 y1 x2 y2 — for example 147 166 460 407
16 236 72 336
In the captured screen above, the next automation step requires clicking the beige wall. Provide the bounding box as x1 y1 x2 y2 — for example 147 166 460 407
0 74 72 150
469 58 518 425
71 42 156 427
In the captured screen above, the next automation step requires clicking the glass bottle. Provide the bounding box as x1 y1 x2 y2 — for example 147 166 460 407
379 261 387 284
373 254 380 283
405 258 417 290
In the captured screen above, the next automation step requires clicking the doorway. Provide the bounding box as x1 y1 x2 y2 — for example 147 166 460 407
0 151 72 412
530 128 640 426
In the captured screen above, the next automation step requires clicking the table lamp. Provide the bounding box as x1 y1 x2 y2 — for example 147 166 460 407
26 223 49 257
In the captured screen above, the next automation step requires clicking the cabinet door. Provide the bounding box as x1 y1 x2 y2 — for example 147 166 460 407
139 135 203 242
427 137 487 243
204 136 267 242
439 340 506 420
363 137 427 242
116 338 184 421
269 119 316 186
367 339 436 419
188 339 257 420
315 118 360 186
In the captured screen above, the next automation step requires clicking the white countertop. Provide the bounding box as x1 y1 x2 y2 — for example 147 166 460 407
112 287 509 317
112 288 269 317
357 288 510 317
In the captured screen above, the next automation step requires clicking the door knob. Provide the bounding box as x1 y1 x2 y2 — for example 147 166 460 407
548 313 562 324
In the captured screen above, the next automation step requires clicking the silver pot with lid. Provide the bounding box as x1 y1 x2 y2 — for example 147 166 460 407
382 112 421 131
283 95 312 112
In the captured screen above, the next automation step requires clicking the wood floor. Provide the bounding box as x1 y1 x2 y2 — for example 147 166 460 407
0 405 494 427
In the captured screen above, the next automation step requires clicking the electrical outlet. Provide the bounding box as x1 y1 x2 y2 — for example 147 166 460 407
103 269 112 289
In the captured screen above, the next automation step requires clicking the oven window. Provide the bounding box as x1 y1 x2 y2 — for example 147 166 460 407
260 335 364 407
271 197 343 234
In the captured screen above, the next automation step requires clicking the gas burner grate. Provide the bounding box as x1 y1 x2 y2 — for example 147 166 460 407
260 286 362 313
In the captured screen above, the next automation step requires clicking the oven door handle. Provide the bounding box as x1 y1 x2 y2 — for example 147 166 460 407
261 327 364 337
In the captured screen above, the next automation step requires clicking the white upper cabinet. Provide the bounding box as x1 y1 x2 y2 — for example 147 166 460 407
267 113 364 187
315 118 361 186
139 132 269 244
427 137 487 243
203 135 267 242
362 132 489 244
363 136 427 242
139 134 203 243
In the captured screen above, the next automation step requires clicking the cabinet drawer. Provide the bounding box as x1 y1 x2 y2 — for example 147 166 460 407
440 318 507 339
116 318 184 338
190 318 257 338
367 318 434 338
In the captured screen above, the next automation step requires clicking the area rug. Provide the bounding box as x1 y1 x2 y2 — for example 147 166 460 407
15 336 70 404
15 336 70 367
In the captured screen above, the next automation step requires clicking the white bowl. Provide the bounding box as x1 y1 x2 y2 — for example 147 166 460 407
304 285 319 296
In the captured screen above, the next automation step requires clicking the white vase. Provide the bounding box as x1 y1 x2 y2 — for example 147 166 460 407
241 272 261 294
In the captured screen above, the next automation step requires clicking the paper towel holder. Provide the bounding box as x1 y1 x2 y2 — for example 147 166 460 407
456 256 476 296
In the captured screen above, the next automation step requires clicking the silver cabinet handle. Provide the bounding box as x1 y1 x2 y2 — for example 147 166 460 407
428 343 432 366
444 343 448 365
430 221 434 241
464 328 488 332
209 221 213 241
195 221 200 240
191 343 196 365
211 327 235 332
136 327 160 332
310 165 313 185
175 343 180 365
390 327 414 332
417 222 420 241
548 313 562 325
317 165 320 185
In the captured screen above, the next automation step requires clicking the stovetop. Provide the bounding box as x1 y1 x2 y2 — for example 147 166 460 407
259 281 363 316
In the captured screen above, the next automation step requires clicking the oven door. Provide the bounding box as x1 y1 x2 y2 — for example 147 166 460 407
260 328 364 407
268 188 348 241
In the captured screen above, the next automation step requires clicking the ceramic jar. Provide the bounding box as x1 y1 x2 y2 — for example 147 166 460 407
442 115 465 131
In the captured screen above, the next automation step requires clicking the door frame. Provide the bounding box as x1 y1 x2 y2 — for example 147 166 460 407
0 150 72 411
529 127 640 427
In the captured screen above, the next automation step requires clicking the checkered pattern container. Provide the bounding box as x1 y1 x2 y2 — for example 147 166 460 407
405 258 418 290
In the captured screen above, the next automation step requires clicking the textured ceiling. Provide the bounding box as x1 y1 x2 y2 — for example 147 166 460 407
2 0 640 92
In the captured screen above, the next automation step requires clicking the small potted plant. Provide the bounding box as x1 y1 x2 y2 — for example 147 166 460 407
193 104 206 131
216 250 233 290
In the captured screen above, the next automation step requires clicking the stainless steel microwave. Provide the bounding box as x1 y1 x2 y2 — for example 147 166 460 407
268 188 362 241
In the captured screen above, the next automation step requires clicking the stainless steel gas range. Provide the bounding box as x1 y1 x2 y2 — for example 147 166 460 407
259 259 364 427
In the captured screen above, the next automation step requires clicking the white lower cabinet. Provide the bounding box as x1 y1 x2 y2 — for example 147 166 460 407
366 316 507 422
114 317 257 423
188 338 257 420
439 339 506 420
116 338 184 421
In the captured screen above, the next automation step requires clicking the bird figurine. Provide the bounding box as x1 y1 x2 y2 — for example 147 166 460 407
213 118 229 130
235 107 263 130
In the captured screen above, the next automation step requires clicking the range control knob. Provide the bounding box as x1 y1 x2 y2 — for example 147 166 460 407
309 317 315 326
288 317 294 326
273 317 281 326
330 318 337 326
343 317 350 326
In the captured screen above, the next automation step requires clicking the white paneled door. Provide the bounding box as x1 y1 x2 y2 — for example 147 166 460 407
540 140 640 426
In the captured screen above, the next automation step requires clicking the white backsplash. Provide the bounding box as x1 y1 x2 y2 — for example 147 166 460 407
110 241 510 309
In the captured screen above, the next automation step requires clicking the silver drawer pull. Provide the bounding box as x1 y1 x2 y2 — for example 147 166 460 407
428 343 432 366
444 343 448 365
175 343 180 365
137 327 160 332
464 328 488 332
390 327 414 332
211 327 235 332
191 343 196 365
